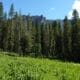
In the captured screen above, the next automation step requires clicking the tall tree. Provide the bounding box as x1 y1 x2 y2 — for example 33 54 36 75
71 9 80 61
19 13 32 55
0 2 4 50
8 3 15 52
48 23 54 58
13 12 20 53
41 23 45 57
57 22 63 58
41 23 50 57
52 21 63 59
1 20 8 51
27 14 32 31
9 3 14 18
8 19 15 52
20 33 32 55
0 2 3 17
63 16 71 60
40 23 50 58
52 21 58 58
32 20 41 57
18 13 25 55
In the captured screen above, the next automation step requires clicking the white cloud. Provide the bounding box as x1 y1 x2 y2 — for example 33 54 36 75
68 10 73 19
68 0 80 19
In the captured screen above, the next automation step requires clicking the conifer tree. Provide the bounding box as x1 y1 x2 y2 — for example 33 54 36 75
1 20 8 51
52 21 58 58
9 3 14 18
71 9 80 61
52 21 63 58
63 16 71 60
32 20 41 57
41 23 45 57
48 23 54 58
57 22 63 58
13 12 20 53
8 3 15 52
0 2 4 50
0 2 3 17
27 14 32 31
44 23 50 57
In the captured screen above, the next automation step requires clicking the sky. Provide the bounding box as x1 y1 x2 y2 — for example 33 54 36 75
1 0 80 19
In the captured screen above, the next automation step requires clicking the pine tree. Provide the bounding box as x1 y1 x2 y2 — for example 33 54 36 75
32 20 41 57
8 3 15 52
1 20 8 51
18 13 25 55
27 14 32 31
41 23 45 57
0 2 3 17
42 23 50 57
18 13 32 55
71 9 80 61
48 23 54 58
63 16 71 60
8 19 15 52
0 2 4 50
20 33 32 55
52 21 58 58
9 3 14 18
13 12 20 53
52 21 63 59
40 23 49 58
26 14 33 55
57 22 63 58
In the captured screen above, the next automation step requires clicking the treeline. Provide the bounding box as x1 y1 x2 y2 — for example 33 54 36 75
0 2 80 62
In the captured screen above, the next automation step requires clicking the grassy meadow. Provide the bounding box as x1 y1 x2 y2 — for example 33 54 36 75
0 52 80 80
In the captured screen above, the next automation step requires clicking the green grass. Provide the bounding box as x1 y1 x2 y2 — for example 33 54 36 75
0 52 80 80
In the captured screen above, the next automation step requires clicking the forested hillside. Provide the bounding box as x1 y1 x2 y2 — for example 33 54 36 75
0 2 80 62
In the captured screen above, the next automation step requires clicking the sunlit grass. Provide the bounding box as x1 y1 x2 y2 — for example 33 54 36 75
0 52 80 80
